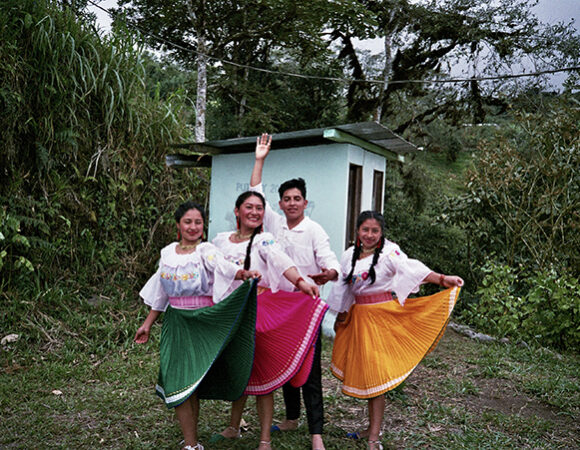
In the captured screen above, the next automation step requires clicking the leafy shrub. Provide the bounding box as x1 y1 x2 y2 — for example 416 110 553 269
447 96 580 280
522 269 580 350
0 209 34 277
0 0 203 295
460 261 580 351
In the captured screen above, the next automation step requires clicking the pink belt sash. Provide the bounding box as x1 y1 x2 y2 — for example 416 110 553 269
355 291 394 305
169 295 213 310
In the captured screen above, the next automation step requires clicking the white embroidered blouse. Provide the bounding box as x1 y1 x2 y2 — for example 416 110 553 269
139 242 239 311
249 183 340 291
212 231 295 298
326 240 432 313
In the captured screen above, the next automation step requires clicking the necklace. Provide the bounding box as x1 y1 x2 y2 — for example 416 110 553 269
178 239 201 250
360 245 377 256
235 230 254 240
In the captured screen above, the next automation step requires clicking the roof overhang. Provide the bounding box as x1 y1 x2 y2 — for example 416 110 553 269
167 121 419 167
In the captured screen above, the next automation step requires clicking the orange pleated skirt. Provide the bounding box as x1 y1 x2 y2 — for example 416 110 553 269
331 287 460 399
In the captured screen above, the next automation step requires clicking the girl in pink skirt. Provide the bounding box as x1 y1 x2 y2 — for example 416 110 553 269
212 191 329 450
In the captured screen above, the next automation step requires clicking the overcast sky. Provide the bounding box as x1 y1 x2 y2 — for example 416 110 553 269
89 0 579 38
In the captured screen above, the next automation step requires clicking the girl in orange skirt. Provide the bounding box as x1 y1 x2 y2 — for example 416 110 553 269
327 211 463 450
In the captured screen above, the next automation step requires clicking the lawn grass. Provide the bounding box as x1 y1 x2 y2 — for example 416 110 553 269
1 297 578 450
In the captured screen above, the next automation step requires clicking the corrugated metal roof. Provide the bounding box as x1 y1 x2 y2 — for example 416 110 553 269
332 122 417 154
168 121 419 167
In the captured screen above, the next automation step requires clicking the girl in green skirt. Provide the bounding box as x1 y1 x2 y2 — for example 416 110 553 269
135 201 260 450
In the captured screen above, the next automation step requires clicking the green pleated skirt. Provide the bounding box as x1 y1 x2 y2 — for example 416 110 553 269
155 280 258 408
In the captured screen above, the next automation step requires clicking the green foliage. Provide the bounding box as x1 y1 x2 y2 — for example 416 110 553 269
425 120 462 162
116 0 355 137
383 163 474 300
523 268 580 350
446 95 580 278
0 0 204 297
0 209 34 277
209 49 346 138
460 262 580 350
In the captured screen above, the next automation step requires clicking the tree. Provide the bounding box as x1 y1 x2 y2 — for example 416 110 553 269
114 0 363 138
329 0 580 130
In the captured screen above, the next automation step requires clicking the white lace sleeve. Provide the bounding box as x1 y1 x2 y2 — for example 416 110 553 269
202 240 241 303
382 244 431 306
325 248 355 313
257 233 295 293
139 265 169 312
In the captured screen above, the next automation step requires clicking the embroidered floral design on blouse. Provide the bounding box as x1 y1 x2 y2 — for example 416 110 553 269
352 271 369 284
224 255 245 266
388 250 401 258
261 239 275 246
160 271 200 282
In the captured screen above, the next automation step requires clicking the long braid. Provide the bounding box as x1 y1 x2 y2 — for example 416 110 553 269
344 237 362 284
367 235 385 285
243 225 262 270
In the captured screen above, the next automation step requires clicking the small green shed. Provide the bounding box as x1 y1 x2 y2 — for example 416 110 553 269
167 121 419 258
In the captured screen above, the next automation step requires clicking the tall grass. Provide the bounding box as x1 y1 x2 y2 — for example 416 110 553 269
0 0 206 292
0 0 210 348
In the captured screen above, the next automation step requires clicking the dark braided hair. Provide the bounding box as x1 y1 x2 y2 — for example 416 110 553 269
174 201 206 240
344 211 385 285
235 191 265 270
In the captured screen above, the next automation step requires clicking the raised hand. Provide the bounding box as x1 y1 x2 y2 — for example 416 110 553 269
255 133 272 161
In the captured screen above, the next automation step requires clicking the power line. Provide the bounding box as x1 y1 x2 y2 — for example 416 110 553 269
86 0 579 86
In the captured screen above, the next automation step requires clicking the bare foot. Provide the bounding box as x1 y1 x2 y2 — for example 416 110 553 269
257 440 271 449
312 433 325 449
273 418 299 431
220 426 241 439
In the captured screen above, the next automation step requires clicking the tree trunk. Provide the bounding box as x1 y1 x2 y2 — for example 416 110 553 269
375 9 396 123
196 36 207 142
237 67 249 138
188 0 207 142
375 32 392 122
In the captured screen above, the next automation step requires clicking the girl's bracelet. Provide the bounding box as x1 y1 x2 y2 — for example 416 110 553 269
439 274 446 286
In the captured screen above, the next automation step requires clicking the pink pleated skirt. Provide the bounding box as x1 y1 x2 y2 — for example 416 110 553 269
244 289 328 395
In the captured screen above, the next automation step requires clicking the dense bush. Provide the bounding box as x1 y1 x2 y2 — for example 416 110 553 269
444 95 580 351
0 0 204 307
446 96 580 277
460 262 580 350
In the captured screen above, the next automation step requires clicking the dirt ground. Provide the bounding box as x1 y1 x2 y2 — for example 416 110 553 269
320 329 579 446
